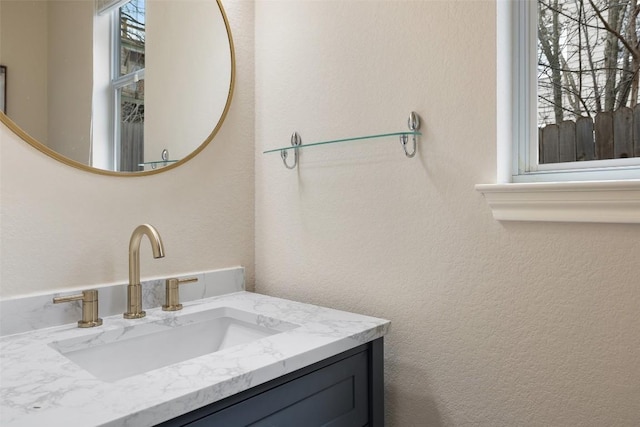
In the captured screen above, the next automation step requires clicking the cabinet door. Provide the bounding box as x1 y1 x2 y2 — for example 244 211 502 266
186 350 369 427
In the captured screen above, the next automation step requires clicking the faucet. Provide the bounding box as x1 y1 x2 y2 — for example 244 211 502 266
124 224 165 319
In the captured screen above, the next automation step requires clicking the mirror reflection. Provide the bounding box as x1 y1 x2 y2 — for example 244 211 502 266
0 0 233 174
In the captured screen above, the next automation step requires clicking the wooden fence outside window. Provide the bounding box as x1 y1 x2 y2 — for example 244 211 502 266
539 104 640 164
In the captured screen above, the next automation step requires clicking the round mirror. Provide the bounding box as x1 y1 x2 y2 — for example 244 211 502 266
0 0 234 176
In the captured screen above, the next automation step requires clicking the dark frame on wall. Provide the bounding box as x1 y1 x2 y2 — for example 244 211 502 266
0 65 6 114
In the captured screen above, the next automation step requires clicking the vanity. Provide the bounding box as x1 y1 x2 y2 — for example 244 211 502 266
0 268 390 426
1 0 389 424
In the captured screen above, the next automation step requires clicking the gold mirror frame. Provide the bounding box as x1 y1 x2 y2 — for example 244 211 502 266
0 0 235 177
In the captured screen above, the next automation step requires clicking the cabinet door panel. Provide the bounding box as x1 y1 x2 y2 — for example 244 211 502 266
187 351 368 427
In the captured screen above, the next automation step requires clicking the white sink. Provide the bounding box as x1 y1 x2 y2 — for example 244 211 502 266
49 307 298 382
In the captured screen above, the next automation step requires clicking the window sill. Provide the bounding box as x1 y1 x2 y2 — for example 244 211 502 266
475 180 640 223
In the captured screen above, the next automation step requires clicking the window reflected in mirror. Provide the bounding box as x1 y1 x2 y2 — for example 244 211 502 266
114 0 146 172
118 79 145 172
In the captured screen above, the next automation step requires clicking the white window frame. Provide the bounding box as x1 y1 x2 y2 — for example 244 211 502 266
476 0 640 223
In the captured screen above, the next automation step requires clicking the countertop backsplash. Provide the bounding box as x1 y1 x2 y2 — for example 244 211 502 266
0 267 245 336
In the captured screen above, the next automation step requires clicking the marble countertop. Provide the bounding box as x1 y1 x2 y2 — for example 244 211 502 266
0 291 389 426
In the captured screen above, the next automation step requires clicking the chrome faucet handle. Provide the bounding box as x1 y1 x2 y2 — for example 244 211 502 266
162 277 198 311
53 289 103 328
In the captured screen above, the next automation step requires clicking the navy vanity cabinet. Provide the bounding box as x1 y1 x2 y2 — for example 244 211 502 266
157 338 384 427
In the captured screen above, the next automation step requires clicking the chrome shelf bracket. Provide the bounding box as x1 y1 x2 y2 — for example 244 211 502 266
281 132 302 169
400 111 421 158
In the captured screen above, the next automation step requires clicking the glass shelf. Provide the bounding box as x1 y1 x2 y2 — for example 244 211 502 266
138 160 178 170
263 131 422 154
138 160 178 166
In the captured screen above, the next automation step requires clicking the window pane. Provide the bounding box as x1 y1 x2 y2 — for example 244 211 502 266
537 0 640 163
118 79 144 172
120 0 145 77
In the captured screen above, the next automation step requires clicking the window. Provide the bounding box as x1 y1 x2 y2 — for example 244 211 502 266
512 0 640 182
112 0 145 172
91 0 146 171
476 0 640 223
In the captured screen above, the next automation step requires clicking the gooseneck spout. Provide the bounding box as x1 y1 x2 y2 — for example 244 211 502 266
124 224 165 319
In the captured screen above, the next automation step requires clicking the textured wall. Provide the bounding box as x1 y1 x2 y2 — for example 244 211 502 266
0 0 49 143
145 0 232 162
0 0 93 160
254 1 640 425
0 0 255 297
47 0 93 164
1 0 639 424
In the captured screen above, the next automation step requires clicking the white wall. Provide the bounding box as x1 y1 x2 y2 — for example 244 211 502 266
47 0 93 164
1 0 639 425
0 0 254 297
145 0 232 162
0 0 49 143
0 0 94 164
254 1 639 426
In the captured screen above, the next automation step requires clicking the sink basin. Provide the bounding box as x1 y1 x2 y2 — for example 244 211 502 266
49 307 298 382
